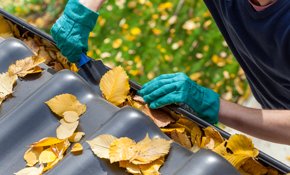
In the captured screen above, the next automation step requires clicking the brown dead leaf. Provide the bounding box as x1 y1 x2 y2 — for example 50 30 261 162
8 55 46 77
132 95 145 104
142 104 175 127
241 158 268 175
171 129 191 149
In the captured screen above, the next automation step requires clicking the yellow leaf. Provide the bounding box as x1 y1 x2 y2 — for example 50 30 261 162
8 55 46 77
68 132 85 142
24 147 43 167
70 63 80 73
131 27 142 35
266 166 279 175
39 147 57 163
29 137 64 147
63 111 79 123
109 137 138 163
203 126 224 145
139 156 165 175
0 15 12 34
13 24 20 38
0 72 17 101
14 164 44 175
71 143 83 152
190 141 201 153
119 161 141 174
161 128 185 134
56 120 79 139
169 123 191 136
56 51 70 69
190 123 202 148
45 94 87 116
227 134 259 157
171 129 191 149
241 158 268 175
204 137 215 150
87 134 118 159
42 156 63 172
100 66 130 106
130 135 173 165
213 140 228 157
112 39 122 49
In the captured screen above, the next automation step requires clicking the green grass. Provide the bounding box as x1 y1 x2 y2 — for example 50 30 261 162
1 0 250 103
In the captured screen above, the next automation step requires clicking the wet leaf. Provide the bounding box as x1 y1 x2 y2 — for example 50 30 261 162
8 55 46 77
142 104 175 127
56 119 79 139
71 143 83 152
171 129 191 149
100 66 130 106
45 94 86 116
24 147 43 167
87 134 118 159
109 137 137 163
68 132 85 142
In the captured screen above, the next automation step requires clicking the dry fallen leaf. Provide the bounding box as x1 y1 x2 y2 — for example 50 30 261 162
241 157 268 175
24 147 43 167
63 111 79 123
39 147 57 163
29 137 64 147
71 143 83 152
142 104 175 127
56 119 79 139
109 137 137 163
119 161 141 174
45 94 86 116
87 134 118 159
14 164 44 175
100 66 130 106
130 135 173 165
0 72 17 102
139 156 165 175
190 123 202 148
171 129 191 149
8 55 46 77
68 132 85 142
161 128 185 134
203 126 224 145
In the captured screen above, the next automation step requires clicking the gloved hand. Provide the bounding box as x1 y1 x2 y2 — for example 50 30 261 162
138 73 220 124
51 0 99 63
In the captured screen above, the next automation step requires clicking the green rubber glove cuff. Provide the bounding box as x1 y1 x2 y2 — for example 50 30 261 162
197 87 220 124
64 0 99 31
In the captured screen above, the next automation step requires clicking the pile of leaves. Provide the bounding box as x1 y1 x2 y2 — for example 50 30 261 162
15 94 86 174
99 66 282 175
0 54 46 106
87 133 172 175
0 14 78 73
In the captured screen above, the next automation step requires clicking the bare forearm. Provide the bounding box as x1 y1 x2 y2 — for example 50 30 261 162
218 99 290 145
79 0 106 12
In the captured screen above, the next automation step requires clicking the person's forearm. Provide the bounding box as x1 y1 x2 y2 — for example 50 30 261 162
218 99 290 145
79 0 106 12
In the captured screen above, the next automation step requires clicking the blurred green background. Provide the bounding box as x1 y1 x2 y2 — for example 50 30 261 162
0 0 250 104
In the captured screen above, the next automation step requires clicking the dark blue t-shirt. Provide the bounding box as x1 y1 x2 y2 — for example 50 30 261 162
204 0 290 109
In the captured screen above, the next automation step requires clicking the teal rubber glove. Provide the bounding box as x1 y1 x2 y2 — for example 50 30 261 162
138 73 220 124
51 0 99 63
